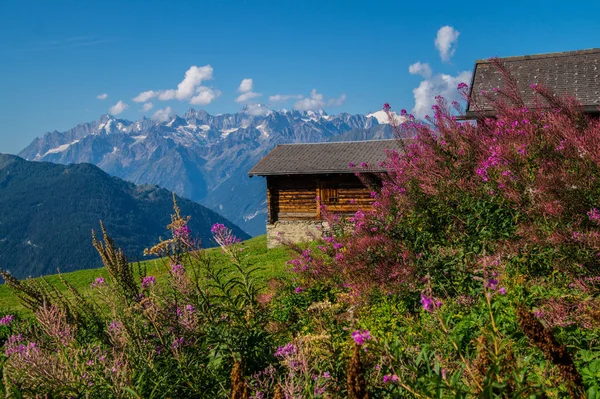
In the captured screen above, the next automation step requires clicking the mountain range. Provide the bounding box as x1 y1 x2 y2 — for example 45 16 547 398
0 154 249 278
19 106 400 236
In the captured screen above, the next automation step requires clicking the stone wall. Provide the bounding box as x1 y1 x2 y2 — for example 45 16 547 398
266 220 328 248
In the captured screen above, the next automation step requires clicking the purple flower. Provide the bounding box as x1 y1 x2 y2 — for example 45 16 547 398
457 82 468 90
351 330 372 346
323 372 331 379
383 374 399 384
90 276 105 289
420 294 439 312
212 223 241 246
173 224 190 239
348 162 356 168
211 223 226 235
588 208 600 222
172 337 184 349
383 103 391 112
0 314 14 326
274 343 297 358
141 276 156 289
294 286 304 294
498 287 507 295
109 320 122 333
486 278 498 290
171 263 185 275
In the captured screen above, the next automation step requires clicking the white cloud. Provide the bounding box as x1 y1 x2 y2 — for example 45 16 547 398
238 78 253 93
408 62 432 78
236 91 261 103
294 89 325 111
268 94 303 103
152 106 173 122
435 26 460 62
235 78 261 103
328 94 346 107
244 104 272 116
96 93 108 100
133 90 158 103
411 71 472 119
293 89 347 111
191 87 221 105
157 89 176 101
132 65 218 105
142 102 153 112
108 100 128 115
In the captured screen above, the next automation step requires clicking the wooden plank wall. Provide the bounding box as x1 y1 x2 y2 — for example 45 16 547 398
268 174 375 221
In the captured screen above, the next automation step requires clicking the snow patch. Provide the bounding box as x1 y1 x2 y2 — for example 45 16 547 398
367 110 406 125
243 209 264 221
132 135 147 143
43 140 80 157
25 240 39 248
256 123 269 138
220 128 239 137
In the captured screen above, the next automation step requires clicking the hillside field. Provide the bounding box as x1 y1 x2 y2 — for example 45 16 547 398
0 235 292 316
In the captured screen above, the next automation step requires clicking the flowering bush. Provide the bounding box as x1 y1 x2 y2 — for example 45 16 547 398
0 199 274 398
281 59 600 396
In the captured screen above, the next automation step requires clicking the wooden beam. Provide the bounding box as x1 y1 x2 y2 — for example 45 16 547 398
316 182 321 220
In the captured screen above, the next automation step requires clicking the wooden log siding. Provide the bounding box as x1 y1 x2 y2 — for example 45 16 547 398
268 174 375 221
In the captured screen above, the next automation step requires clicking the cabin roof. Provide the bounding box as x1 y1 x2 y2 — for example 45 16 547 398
248 139 401 176
465 48 600 118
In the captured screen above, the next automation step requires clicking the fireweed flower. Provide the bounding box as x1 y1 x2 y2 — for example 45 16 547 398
109 320 122 333
274 343 297 358
141 276 156 289
211 223 226 235
588 208 600 222
173 224 190 240
486 278 499 290
171 263 185 275
212 223 241 247
0 314 14 326
420 294 441 312
351 330 372 346
172 337 184 349
383 103 391 112
383 374 399 384
90 276 105 289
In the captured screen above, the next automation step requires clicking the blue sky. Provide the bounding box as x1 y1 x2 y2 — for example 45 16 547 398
1 0 599 154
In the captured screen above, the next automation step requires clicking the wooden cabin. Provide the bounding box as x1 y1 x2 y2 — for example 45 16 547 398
248 140 400 247
464 48 600 120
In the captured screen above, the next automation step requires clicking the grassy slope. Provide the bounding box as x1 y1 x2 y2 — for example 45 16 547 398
0 235 293 316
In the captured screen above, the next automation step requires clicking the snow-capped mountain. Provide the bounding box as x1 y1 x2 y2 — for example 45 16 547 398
19 107 402 235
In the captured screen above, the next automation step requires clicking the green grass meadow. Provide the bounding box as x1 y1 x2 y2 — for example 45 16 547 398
0 235 293 316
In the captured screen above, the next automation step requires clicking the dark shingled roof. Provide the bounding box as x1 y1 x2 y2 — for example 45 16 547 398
248 140 401 176
465 48 600 118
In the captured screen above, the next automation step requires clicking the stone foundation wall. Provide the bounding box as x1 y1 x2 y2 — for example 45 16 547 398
266 220 328 248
